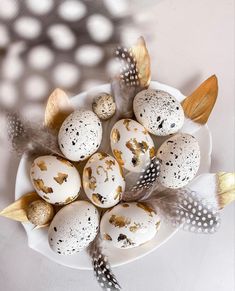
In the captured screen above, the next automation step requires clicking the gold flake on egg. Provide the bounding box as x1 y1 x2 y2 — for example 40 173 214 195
53 172 68 184
123 119 131 131
129 222 141 233
96 166 108 182
126 138 149 167
122 203 130 208
114 186 123 200
149 147 155 158
37 161 47 171
103 233 112 241
105 159 115 170
84 167 92 179
111 128 120 143
33 179 53 194
64 196 77 204
109 215 131 227
89 176 97 191
98 152 109 160
92 193 104 205
113 149 124 167
136 202 155 217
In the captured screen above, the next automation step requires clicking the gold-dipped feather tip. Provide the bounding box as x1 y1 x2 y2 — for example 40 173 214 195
217 172 235 209
0 192 40 222
44 88 73 131
131 36 151 88
181 75 218 124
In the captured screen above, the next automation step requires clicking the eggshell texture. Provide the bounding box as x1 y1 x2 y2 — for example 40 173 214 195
58 110 102 161
30 155 81 205
100 202 161 249
83 152 125 208
133 89 184 136
48 201 99 255
157 133 200 188
110 119 155 173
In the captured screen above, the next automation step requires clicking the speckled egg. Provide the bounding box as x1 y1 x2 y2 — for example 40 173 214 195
58 110 102 161
83 152 125 208
110 119 155 173
48 201 99 255
30 155 81 205
92 93 116 120
133 89 184 136
100 202 161 249
157 133 200 188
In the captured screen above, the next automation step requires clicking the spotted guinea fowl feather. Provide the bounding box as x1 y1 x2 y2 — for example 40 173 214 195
7 112 63 158
87 237 121 291
123 157 161 202
111 37 151 119
145 187 220 234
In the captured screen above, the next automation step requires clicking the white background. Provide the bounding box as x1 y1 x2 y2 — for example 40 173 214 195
0 0 234 290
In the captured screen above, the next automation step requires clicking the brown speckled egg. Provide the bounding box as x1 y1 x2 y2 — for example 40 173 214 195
92 93 116 120
27 200 54 226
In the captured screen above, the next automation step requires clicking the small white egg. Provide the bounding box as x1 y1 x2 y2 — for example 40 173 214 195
110 119 155 172
133 89 184 136
48 201 99 255
83 152 125 208
157 133 200 188
58 110 102 161
30 155 81 205
100 202 161 249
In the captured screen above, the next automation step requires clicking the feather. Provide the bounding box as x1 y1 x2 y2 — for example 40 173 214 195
7 112 63 158
112 36 151 119
181 75 218 124
123 157 161 202
146 187 220 234
87 237 121 290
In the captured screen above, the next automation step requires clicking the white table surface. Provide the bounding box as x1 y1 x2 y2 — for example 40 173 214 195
0 0 234 290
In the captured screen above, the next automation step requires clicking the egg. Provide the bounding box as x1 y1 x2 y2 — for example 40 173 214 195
48 200 99 255
83 152 125 208
27 200 54 226
133 89 184 136
100 202 161 249
92 93 116 120
110 119 155 172
157 133 200 188
58 110 102 161
30 155 81 205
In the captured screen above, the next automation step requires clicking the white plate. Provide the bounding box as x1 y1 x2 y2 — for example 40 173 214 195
15 81 212 270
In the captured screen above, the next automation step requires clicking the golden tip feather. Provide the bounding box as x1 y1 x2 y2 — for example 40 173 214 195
181 74 218 124
217 172 235 209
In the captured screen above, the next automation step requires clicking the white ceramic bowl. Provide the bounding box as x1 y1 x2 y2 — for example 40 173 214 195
15 81 212 270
